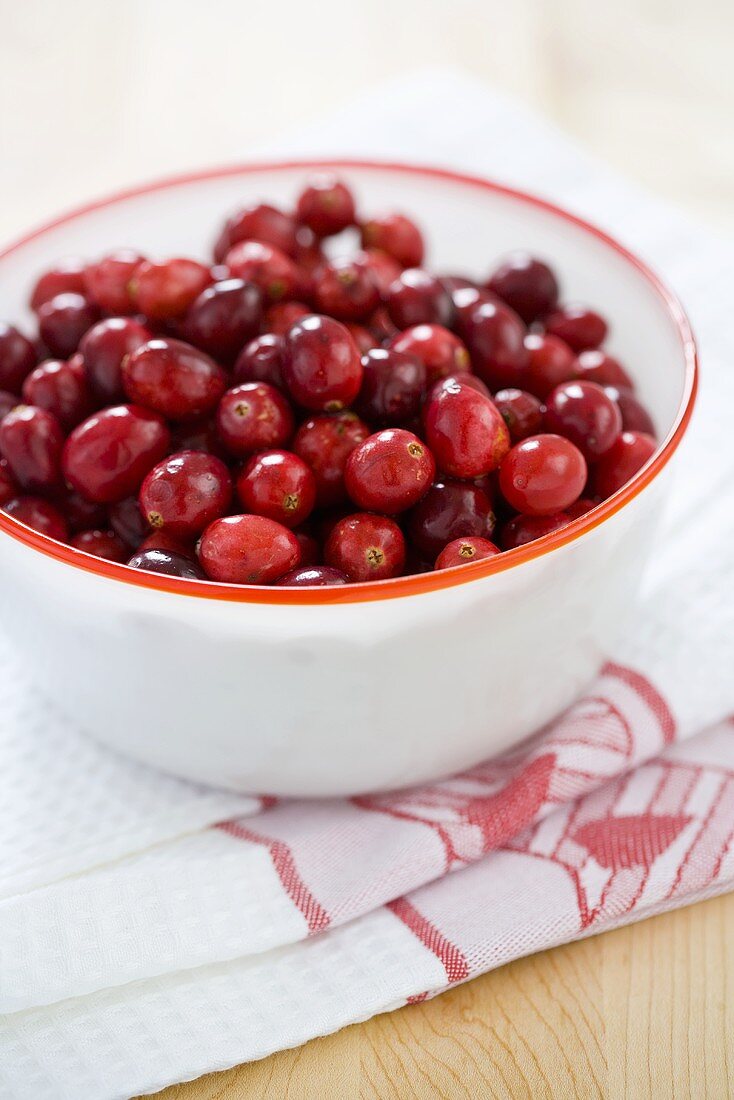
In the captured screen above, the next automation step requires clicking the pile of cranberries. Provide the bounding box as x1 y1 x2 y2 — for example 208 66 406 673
0 176 657 587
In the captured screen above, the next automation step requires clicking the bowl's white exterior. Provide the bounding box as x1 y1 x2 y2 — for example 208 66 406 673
0 163 693 796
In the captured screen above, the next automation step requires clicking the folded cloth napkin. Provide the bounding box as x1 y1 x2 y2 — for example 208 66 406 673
2 70 733 1100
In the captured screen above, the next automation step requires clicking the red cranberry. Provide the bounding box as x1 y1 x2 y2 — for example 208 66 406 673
360 214 424 268
293 410 370 506
486 253 559 323
38 293 100 358
450 285 499 329
493 388 544 442
592 431 657 499
217 382 294 457
263 300 311 336
2 495 68 541
283 315 362 411
0 458 17 504
0 391 18 421
84 250 144 314
0 323 37 393
385 269 454 329
30 259 87 311
22 357 92 429
407 480 495 559
79 318 152 403
356 347 426 424
52 488 104 533
353 249 403 295
544 380 622 460
236 450 316 528
501 512 571 550
71 528 128 562
604 385 656 436
312 258 379 322
0 405 63 490
276 565 347 586
108 495 147 547
544 305 608 352
122 338 226 421
181 279 262 360
127 548 206 580
233 333 286 389
345 429 435 514
460 299 528 390
426 374 491 404
214 204 298 263
368 306 399 345
129 258 211 321
139 450 232 538
424 378 510 478
137 529 195 557
499 434 587 515
523 333 576 398
224 241 300 302
435 536 500 570
574 349 633 389
565 497 597 519
389 324 470 383
293 529 320 566
169 418 227 459
440 275 479 294
296 177 356 237
345 323 375 354
199 514 300 584
63 405 170 503
325 513 405 581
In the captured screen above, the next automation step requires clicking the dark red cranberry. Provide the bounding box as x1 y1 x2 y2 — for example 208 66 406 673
345 429 435 514
312 258 379 322
71 528 128 562
544 380 622 460
325 513 406 581
293 411 370 506
360 214 424 268
127 548 206 580
22 357 92 429
544 305 608 352
233 333 286 389
604 385 656 436
574 349 633 389
0 405 63 490
493 388 544 442
460 299 528 390
0 458 17 504
63 405 170 503
262 300 311 336
216 381 294 456
450 285 499 329
122 338 226 421
2 495 68 541
501 512 571 549
283 315 362 411
55 488 106 533
293 529 320 566
296 177 356 237
139 450 232 538
108 495 148 547
499 434 587 515
435 536 500 570
385 269 454 329
30 259 87 311
440 275 479 294
565 497 597 519
345 323 375 354
137 529 195 557
523 333 576 398
214 204 298 263
424 378 510 478
84 250 144 314
37 293 100 358
293 228 325 277
169 418 227 459
0 391 18 421
236 450 316 528
79 318 152 402
0 323 37 393
356 347 426 424
592 431 657 499
368 306 399 345
224 241 300 302
199 514 300 584
353 249 403 295
276 565 347 586
389 324 470 383
407 480 495 559
181 279 262 360
129 258 211 321
486 253 559 323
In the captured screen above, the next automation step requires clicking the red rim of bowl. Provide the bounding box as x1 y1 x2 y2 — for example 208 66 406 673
0 158 698 604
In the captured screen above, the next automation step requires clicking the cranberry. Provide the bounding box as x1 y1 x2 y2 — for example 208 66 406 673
293 529 320 566
360 214 424 268
139 450 232 538
544 305 607 352
592 430 657 499
460 299 528 390
345 324 375 354
368 306 399 345
199 514 300 584
0 323 37 393
407 480 495 559
604 385 656 436
424 379 510 478
523 333 576 398
487 253 559 323
137 530 194 557
435 536 500 570
283 315 362 411
129 258 211 321
499 434 587 515
385 269 454 329
0 458 17 504
56 488 106 533
263 300 311 336
544 380 622 460
30 259 87 312
450 285 499 328
224 241 300 302
214 204 298 263
276 565 347 586
236 450 316 528
354 249 403 295
356 347 426 425
181 279 262 360
79 318 152 402
293 410 370 506
216 381 294 457
84 250 144 314
312 258 379 322
345 429 435 514
169 418 227 459
38 293 100 358
389 324 470 383
0 391 18 422
325 513 405 581
574 349 634 389
108 495 148 547
63 405 170 503
2 495 68 541
493 388 544 442
71 528 128 562
0 405 63 490
426 374 491 404
440 275 479 294
22 357 92 429
127 548 206 580
501 512 571 550
233 333 286 389
122 338 226 421
296 176 356 237
565 497 597 519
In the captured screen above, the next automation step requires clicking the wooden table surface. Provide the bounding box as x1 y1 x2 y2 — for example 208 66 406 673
148 891 733 1099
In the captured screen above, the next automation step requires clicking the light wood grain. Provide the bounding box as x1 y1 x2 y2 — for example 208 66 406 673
147 892 734 1100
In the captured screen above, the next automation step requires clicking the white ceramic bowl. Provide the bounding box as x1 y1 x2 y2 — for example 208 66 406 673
0 161 696 796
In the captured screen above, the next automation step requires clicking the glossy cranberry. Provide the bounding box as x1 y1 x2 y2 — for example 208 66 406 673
356 347 426 425
385 269 454 329
407 480 495 559
368 306 399 345
450 285 499 329
345 324 375 354
129 259 211 321
224 241 300 302
199 514 300 584
311 258 379 322
181 279 262 360
325 513 405 581
169 418 227 459
0 391 18 421
0 458 17 504
345 429 435 514
544 305 608 352
574 349 634 389
233 333 286 389
71 528 128 562
108 495 147 547
435 536 500 570
592 431 657 499
523 333 577 398
544 380 622 460
214 203 298 263
426 374 491 405
263 300 311 336
440 275 479 294
122 338 226 421
127 548 206 580
22 357 92 429
486 253 559 323
460 299 528 390
63 405 170 503
0 323 37 393
37 293 100 358
216 381 294 456
296 176 356 237
0 405 63 490
354 249 403 295
236 450 316 528
293 529 320 566
604 385 656 436
499 434 587 515
276 565 347 586
2 495 68 541
501 512 571 550
360 214 424 268
389 324 470 383
493 388 544 442
79 317 152 402
424 378 510 478
137 529 195 557
283 315 362 411
565 497 597 519
30 259 88 311
84 250 144 314
293 411 370 506
139 450 232 538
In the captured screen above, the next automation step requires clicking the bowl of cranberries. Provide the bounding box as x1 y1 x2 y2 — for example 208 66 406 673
0 161 696 795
